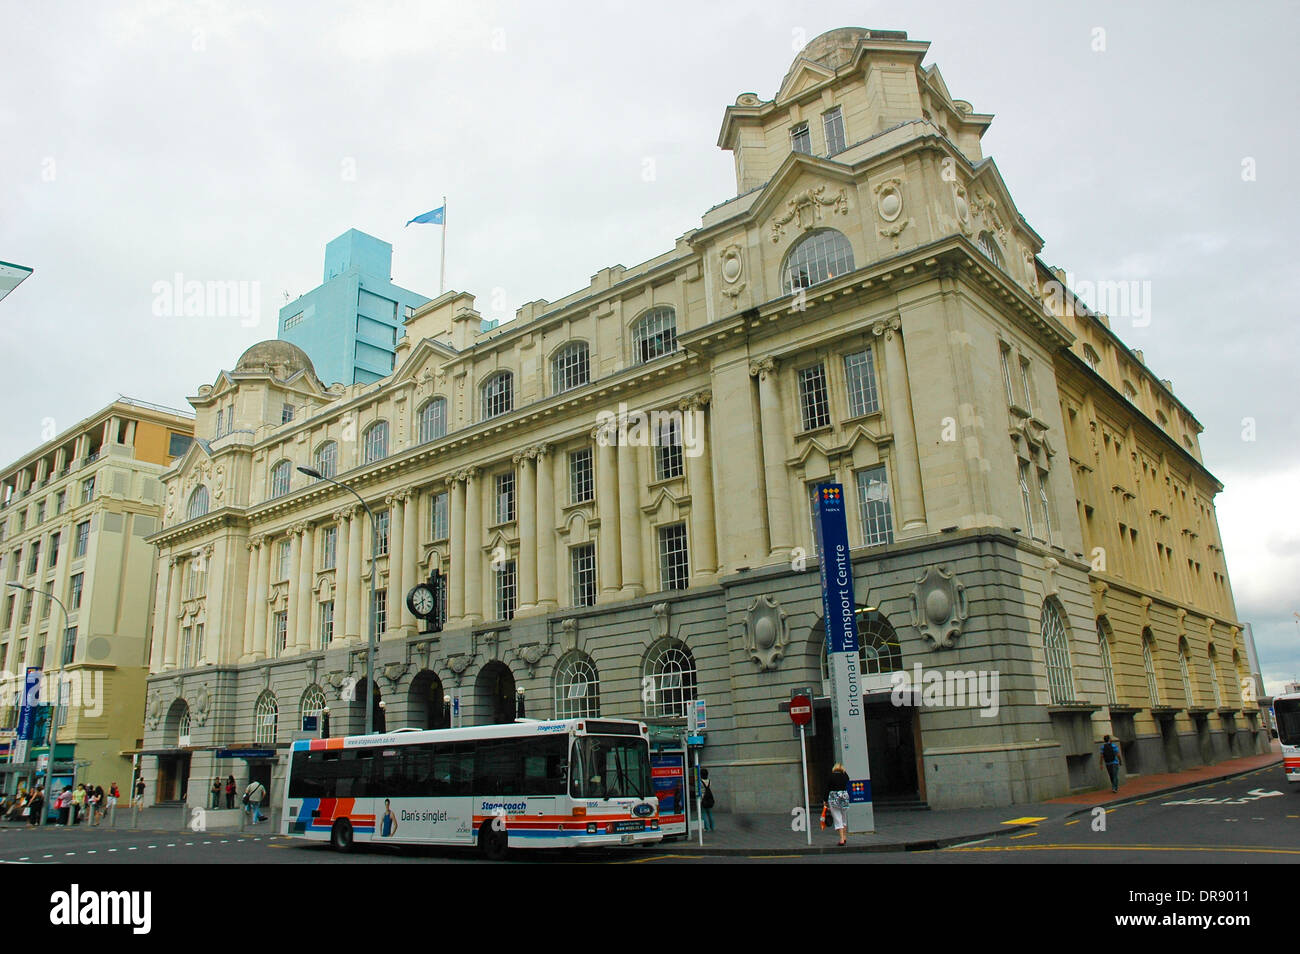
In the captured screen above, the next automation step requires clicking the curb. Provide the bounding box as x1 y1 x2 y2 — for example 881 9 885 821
1058 756 1283 820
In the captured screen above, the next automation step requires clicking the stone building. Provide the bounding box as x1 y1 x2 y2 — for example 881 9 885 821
140 27 1260 815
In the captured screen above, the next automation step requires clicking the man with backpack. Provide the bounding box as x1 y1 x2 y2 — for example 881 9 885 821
243 778 267 823
1101 734 1122 793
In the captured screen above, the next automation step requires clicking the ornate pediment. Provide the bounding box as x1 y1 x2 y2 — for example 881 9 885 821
769 184 850 244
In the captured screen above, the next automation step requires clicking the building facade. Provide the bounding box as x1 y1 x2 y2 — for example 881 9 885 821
278 229 432 387
142 27 1262 817
0 398 195 794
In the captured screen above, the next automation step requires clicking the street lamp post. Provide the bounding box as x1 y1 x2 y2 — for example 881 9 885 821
7 581 71 825
297 467 379 736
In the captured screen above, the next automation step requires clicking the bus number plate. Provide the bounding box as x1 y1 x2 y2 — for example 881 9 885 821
612 820 644 833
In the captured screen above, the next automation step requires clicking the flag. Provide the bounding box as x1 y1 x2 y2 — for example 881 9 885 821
406 206 445 227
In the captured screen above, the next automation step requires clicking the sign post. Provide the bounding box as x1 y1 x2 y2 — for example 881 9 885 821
813 483 875 833
789 688 813 846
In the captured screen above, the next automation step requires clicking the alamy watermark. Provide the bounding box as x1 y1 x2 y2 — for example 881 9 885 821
1041 272 1151 328
890 664 1000 717
151 273 260 328
594 402 704 457
0 669 104 718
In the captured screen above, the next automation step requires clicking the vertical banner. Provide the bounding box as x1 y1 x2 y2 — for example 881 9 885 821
16 667 41 741
813 484 874 832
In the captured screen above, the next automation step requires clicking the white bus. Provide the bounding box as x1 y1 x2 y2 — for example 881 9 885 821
282 718 662 858
1275 691 1300 787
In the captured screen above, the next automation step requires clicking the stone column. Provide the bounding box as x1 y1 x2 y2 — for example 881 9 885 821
242 538 261 661
595 425 621 602
202 541 222 663
347 506 364 643
333 509 350 645
873 316 927 534
535 444 557 612
617 427 644 598
403 487 420 621
252 536 271 658
285 529 301 654
162 558 182 669
682 392 718 583
448 477 466 622
295 524 314 652
149 544 169 672
751 357 793 558
462 468 482 622
516 450 538 615
387 493 404 634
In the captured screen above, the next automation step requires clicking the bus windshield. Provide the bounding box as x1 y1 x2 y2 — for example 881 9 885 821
570 736 651 799
1276 699 1300 746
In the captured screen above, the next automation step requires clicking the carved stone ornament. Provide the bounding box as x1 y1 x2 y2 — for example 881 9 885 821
447 653 475 684
517 641 550 671
909 565 969 649
873 178 910 237
145 692 165 730
192 683 212 726
1042 556 1060 598
718 244 746 299
651 602 670 642
770 186 849 243
380 661 410 688
953 184 972 234
560 618 579 654
744 595 789 671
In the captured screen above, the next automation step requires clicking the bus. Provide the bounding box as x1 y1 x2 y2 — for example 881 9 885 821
282 718 662 858
1275 691 1300 787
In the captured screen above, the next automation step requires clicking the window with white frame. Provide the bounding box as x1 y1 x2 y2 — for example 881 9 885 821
1082 343 1101 372
822 106 846 155
569 448 594 504
551 341 590 394
178 706 191 745
430 491 449 541
790 122 811 154
363 422 389 463
272 611 287 656
643 640 697 718
70 573 84 610
373 588 387 633
653 418 684 481
1179 640 1196 708
81 476 95 504
301 685 326 730
1098 621 1118 706
375 510 390 556
1018 357 1035 413
254 692 278 744
856 466 894 546
1037 468 1053 542
1208 646 1223 707
782 229 854 293
658 523 689 591
631 307 678 365
977 230 1003 266
61 626 76 666
571 543 596 608
321 525 337 570
418 398 447 443
187 486 209 520
1142 631 1161 706
1041 601 1075 704
496 561 516 621
277 539 291 579
75 521 89 557
554 652 600 719
1018 459 1036 537
798 364 832 431
1000 342 1016 405
318 601 334 649
314 442 338 479
270 461 291 499
281 403 294 424
844 348 880 417
495 471 516 524
481 372 514 420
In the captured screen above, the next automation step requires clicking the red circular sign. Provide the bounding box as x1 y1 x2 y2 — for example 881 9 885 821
789 694 812 727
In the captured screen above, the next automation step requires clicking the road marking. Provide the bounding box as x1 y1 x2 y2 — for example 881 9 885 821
617 853 691 864
127 847 137 851
1001 817 1046 825
1010 832 1038 839
108 849 117 853
42 854 52 859
748 854 801 859
1064 820 1080 826
947 843 1300 856
18 857 29 861
947 837 991 849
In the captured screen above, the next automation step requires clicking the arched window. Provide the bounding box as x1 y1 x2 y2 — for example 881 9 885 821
1097 620 1118 706
254 692 278 744
481 372 514 420
418 398 447 443
643 640 697 719
314 441 338 479
1082 344 1101 372
1207 645 1223 708
1122 380 1138 404
1041 601 1075 704
977 230 1003 267
631 307 677 364
782 229 854 293
1178 638 1196 708
269 460 291 498
551 341 590 394
300 685 326 733
363 422 389 463
1142 630 1161 706
819 608 903 685
554 652 600 719
187 486 209 520
178 706 191 745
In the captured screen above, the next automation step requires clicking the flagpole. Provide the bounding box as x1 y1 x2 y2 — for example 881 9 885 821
439 195 447 296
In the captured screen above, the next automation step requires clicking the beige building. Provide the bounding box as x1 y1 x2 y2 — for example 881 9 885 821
0 398 195 794
141 27 1260 819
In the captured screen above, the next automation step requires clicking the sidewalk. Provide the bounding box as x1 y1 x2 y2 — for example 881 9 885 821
0 803 280 833
662 747 1283 855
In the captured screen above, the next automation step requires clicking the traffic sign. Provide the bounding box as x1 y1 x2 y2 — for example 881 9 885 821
789 694 812 727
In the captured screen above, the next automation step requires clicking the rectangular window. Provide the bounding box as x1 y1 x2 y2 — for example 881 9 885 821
375 510 390 557
373 589 388 634
798 364 832 431
319 600 334 649
61 626 77 666
26 542 40 576
194 623 204 667
36 502 45 524
81 477 95 505
40 595 50 620
4 595 14 629
658 523 689 591
1019 357 1035 414
571 544 596 608
1000 342 1016 405
75 520 90 557
70 573 84 610
495 472 516 525
496 562 517 621
1018 459 1036 538
282 403 295 424
315 442 337 478
1037 469 1053 541
20 593 31 625
856 466 895 546
844 349 880 417
55 491 65 515
790 122 811 154
823 106 846 155
48 532 59 568
278 539 291 579
654 419 684 481
180 626 192 668
430 491 449 541
273 611 288 656
321 525 337 570
569 448 594 504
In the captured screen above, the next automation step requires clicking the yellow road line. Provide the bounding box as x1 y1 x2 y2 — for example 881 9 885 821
617 853 691 864
1064 819 1080 826
1010 832 1038 839
947 843 1300 856
1001 816 1046 825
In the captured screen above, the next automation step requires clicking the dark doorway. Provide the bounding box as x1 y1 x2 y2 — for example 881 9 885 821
408 670 448 730
808 697 922 806
156 753 191 802
247 761 273 805
353 680 385 734
476 662 516 725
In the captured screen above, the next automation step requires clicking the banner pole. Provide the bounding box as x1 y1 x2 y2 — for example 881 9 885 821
439 195 447 296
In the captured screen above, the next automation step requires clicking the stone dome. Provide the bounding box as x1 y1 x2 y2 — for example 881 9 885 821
233 339 316 379
781 27 904 92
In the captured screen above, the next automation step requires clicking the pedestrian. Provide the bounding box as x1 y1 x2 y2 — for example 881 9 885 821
133 776 146 815
87 785 101 826
699 768 715 832
57 787 72 825
1101 734 1122 793
71 783 86 825
211 777 222 810
107 783 120 826
27 788 43 827
824 762 850 847
243 778 267 823
225 775 236 810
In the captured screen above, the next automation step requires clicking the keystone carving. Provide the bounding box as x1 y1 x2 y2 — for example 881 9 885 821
910 565 969 649
744 595 789 671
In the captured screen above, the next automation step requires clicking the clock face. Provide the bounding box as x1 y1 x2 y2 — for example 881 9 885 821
408 585 435 617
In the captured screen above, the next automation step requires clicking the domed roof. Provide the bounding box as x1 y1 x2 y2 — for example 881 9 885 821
234 339 316 379
780 27 886 93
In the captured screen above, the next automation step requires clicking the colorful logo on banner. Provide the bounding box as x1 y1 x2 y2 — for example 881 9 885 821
16 668 41 742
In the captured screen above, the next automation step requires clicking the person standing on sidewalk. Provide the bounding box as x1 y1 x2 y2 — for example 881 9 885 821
26 788 43 827
1101 735 1122 792
225 775 236 810
71 784 86 825
825 763 850 847
133 776 146 816
106 783 119 825
244 778 267 823
699 768 715 832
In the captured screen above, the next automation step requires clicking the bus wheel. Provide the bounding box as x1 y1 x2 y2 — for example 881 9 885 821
331 819 354 852
478 821 509 861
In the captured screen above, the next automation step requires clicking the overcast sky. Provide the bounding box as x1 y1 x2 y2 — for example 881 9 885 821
2 0 1297 690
